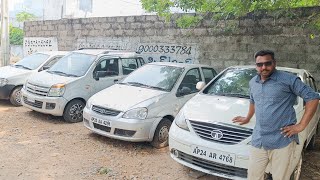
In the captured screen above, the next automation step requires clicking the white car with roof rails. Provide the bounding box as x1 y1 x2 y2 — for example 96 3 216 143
83 62 217 148
169 66 320 180
0 51 68 106
21 49 145 123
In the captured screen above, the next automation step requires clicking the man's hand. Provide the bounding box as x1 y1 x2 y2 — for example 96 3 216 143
232 116 250 125
280 123 305 138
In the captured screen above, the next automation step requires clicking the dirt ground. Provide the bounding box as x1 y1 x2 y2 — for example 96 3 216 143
0 100 319 180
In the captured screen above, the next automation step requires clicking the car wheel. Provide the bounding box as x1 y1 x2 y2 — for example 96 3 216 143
290 155 302 180
63 99 85 123
306 134 316 150
9 86 22 106
151 118 171 149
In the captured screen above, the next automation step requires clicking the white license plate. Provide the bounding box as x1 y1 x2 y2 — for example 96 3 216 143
91 117 111 127
191 145 236 166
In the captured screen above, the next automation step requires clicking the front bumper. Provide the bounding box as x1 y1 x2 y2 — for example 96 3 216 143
169 121 250 180
21 88 68 116
83 107 161 142
0 84 15 99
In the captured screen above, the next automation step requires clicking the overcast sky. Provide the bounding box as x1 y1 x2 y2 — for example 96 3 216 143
8 0 146 17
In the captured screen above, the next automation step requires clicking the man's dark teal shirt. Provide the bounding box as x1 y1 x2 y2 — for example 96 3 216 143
249 69 319 150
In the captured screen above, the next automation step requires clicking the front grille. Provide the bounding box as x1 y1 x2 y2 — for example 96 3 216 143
189 121 252 145
92 105 121 116
176 150 247 178
93 123 111 132
26 82 50 96
23 96 43 108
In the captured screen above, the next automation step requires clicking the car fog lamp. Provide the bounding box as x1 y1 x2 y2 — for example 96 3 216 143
0 78 8 87
172 149 179 158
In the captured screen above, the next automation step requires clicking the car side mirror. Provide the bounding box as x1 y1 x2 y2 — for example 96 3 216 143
94 71 107 81
196 81 206 90
39 65 50 72
176 87 192 97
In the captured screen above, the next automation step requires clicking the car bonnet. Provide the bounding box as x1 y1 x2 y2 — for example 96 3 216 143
89 84 168 112
182 94 256 129
0 66 32 79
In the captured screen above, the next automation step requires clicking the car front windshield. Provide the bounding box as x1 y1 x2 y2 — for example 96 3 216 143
203 68 257 98
13 53 50 70
121 64 184 92
47 52 96 77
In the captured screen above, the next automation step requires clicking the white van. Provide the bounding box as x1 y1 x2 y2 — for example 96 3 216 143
83 62 217 148
0 51 68 106
21 49 145 123
169 66 320 180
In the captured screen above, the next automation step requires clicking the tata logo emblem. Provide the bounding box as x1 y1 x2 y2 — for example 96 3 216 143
97 108 106 114
211 130 223 140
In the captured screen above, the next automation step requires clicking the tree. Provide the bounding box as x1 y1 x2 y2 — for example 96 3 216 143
16 11 36 23
9 25 24 45
140 0 320 29
9 11 36 45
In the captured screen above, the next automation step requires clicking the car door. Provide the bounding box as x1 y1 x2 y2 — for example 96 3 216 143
92 57 122 93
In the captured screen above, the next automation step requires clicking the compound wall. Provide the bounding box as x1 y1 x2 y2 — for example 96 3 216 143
24 7 320 87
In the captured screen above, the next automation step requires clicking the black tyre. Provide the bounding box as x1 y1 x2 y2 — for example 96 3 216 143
63 99 85 123
9 86 22 106
151 118 172 148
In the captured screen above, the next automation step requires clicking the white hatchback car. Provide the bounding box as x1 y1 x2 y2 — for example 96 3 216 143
83 62 217 148
21 49 145 123
0 51 68 106
169 66 320 180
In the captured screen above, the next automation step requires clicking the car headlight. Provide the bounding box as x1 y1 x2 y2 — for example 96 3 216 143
85 98 93 109
48 83 65 97
175 110 190 131
0 78 8 87
122 107 148 120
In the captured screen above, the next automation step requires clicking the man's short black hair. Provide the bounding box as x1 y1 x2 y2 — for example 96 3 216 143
254 50 275 61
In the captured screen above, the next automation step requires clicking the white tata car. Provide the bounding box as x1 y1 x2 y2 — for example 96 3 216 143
169 66 320 180
0 51 68 106
83 62 217 148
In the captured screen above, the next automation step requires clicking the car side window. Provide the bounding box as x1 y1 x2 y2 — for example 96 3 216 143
202 67 217 84
122 58 139 75
40 56 62 71
178 68 202 95
93 58 119 77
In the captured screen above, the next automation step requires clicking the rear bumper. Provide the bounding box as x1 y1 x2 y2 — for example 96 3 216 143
0 84 15 99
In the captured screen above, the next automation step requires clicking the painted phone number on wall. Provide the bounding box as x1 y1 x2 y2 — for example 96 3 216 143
138 45 192 55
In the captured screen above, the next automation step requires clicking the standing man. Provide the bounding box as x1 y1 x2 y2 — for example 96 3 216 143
233 50 319 180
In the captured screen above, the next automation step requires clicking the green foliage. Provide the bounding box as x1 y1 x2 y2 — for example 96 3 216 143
140 0 320 30
176 15 202 28
16 11 36 22
9 25 24 45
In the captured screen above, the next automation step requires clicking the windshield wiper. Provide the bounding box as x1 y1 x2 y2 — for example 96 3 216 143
126 82 149 87
47 70 79 77
147 85 167 91
221 93 249 99
14 64 32 70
